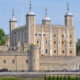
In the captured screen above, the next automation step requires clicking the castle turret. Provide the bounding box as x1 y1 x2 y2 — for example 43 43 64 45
26 0 35 44
30 45 40 71
42 8 51 25
64 2 73 27
9 8 17 46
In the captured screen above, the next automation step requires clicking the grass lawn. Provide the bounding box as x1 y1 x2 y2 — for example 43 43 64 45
0 75 80 80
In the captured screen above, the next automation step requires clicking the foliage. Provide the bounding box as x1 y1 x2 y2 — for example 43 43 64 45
0 29 6 45
76 39 80 54
1 77 18 80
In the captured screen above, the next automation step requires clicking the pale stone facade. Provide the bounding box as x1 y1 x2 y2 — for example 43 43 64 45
0 2 80 71
10 5 76 57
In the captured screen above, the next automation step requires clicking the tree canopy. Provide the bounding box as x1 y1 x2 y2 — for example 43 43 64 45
76 39 80 55
0 29 6 45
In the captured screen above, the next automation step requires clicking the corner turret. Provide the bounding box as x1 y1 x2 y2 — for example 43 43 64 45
64 2 73 27
42 8 51 25
30 45 40 71
9 8 17 47
26 0 35 44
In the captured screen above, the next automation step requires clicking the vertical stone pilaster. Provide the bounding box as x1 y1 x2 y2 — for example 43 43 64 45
66 28 69 56
58 29 61 56
49 26 53 56
73 29 76 56
41 25 44 55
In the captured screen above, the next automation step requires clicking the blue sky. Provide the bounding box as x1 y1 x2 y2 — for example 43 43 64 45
0 0 80 41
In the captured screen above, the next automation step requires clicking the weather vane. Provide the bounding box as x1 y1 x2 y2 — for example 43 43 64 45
67 2 69 12
45 8 48 17
12 8 14 16
29 0 32 12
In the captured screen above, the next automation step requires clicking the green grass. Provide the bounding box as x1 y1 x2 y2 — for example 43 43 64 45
0 77 19 80
0 75 80 80
46 75 80 80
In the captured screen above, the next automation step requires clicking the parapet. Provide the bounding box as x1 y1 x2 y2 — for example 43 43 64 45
30 45 39 50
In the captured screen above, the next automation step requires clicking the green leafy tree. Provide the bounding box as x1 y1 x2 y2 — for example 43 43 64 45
0 29 6 45
76 39 80 55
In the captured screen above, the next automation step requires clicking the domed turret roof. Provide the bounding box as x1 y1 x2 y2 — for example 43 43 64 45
65 12 73 17
27 0 35 16
10 16 17 22
43 16 51 21
43 8 51 21
10 8 17 22
65 2 73 17
27 11 35 16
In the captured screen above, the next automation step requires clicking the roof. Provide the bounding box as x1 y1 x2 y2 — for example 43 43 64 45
65 12 73 17
27 11 35 16
10 16 17 22
43 16 51 21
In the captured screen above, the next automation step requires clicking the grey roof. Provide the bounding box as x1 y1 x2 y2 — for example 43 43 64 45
10 16 17 22
27 11 35 16
43 16 51 21
65 12 73 16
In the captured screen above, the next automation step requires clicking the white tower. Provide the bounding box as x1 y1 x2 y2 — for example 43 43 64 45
64 2 73 27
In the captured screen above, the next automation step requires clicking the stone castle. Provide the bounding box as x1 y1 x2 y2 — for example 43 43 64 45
0 2 80 71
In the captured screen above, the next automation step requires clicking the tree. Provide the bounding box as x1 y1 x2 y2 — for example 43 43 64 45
76 39 80 55
0 29 6 45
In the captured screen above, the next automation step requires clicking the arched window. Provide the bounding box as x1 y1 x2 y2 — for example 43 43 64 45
46 41 48 44
46 49 48 54
26 59 28 63
54 34 56 37
54 50 56 53
70 35 72 38
37 40 39 44
70 50 72 54
70 41 72 45
62 41 64 44
3 60 6 64
12 59 15 64
62 50 64 53
54 41 56 44
62 34 64 38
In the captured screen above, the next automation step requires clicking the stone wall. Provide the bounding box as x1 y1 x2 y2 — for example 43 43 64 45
0 51 79 71
0 52 29 71
39 56 80 71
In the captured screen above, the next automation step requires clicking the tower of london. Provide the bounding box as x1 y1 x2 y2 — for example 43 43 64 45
0 1 80 71
10 1 76 57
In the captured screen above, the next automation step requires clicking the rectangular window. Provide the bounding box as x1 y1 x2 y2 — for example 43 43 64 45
26 60 28 63
35 34 37 36
54 50 56 53
62 34 64 38
70 35 72 38
46 49 48 53
46 41 48 44
54 34 56 37
12 59 15 64
43 34 46 36
3 60 6 64
39 34 41 36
